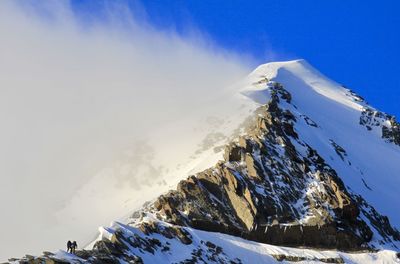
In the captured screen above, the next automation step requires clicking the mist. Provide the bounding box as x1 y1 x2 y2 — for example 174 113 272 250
0 0 254 259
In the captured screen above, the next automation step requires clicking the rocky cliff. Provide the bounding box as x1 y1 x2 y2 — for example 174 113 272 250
7 60 400 264
149 81 399 250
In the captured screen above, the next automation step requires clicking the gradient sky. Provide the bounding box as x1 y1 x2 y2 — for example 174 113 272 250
71 0 400 116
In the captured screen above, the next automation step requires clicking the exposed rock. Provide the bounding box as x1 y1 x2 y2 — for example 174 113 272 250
238 136 253 153
223 144 243 162
148 82 400 250
271 254 345 263
382 117 400 145
244 154 262 180
329 140 347 161
8 81 400 263
346 88 366 103
302 114 319 127
360 107 400 145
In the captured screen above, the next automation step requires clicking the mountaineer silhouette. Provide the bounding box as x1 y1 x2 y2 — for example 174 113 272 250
71 241 78 254
66 240 72 253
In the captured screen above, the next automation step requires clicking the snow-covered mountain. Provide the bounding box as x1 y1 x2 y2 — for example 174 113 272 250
8 60 400 263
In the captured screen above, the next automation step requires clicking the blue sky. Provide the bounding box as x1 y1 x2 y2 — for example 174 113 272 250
1 1 399 258
71 0 400 117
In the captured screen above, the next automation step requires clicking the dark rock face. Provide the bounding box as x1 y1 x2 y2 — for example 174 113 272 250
8 82 400 263
271 254 345 263
360 107 400 145
382 117 400 145
151 83 400 250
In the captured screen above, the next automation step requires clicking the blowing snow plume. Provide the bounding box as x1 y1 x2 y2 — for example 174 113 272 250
0 0 253 259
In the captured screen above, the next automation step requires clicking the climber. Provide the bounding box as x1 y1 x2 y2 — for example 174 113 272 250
67 240 72 253
71 241 78 254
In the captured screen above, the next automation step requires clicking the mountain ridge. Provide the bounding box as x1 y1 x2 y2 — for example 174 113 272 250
7 60 400 264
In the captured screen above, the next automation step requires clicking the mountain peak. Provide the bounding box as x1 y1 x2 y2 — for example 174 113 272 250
8 61 400 264
254 58 310 70
250 59 317 81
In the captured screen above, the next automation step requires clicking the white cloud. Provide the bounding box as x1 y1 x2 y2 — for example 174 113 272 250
0 0 252 259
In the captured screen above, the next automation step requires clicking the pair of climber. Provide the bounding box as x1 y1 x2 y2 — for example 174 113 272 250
67 240 78 254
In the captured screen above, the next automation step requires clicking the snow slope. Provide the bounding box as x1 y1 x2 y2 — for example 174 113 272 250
51 77 260 251
15 218 399 264
244 59 400 230
8 60 400 263
56 60 400 255
73 60 399 263
97 218 398 264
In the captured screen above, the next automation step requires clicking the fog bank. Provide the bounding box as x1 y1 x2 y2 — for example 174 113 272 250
0 0 253 259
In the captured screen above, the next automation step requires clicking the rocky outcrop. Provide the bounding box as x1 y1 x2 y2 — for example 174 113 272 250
360 107 400 145
270 254 345 263
382 117 400 145
7 81 400 263
150 82 399 250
